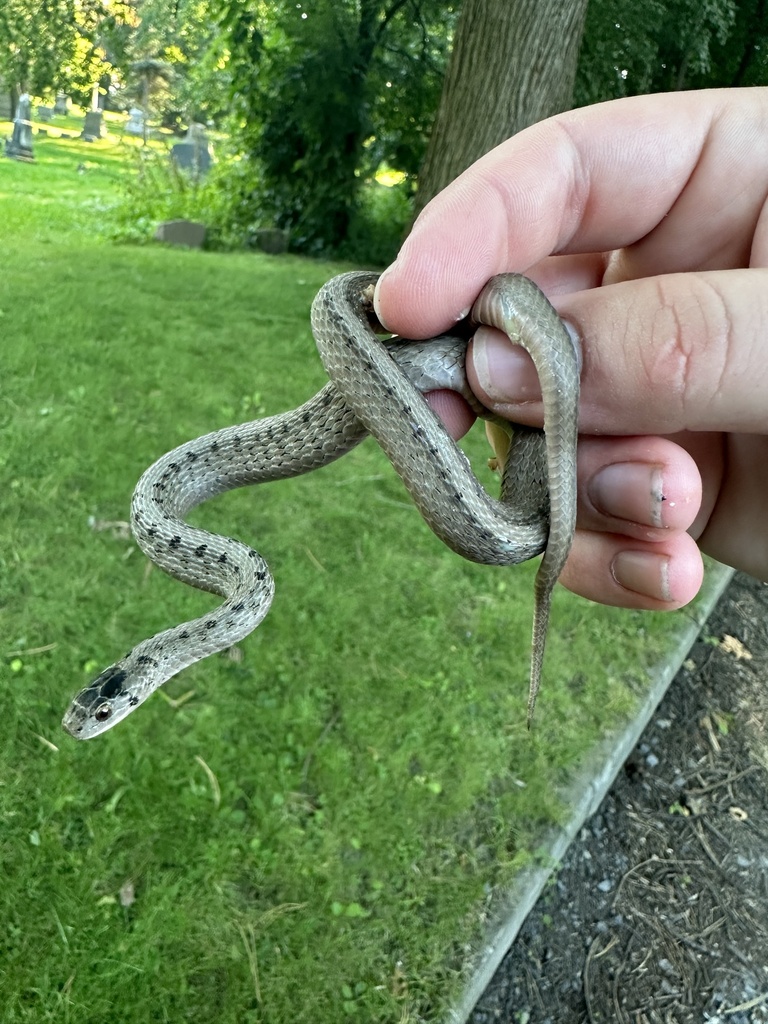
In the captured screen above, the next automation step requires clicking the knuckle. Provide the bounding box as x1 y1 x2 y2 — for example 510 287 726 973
640 274 732 430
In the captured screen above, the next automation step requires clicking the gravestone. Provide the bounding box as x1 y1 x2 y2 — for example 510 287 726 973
37 105 53 121
53 93 69 116
170 123 212 177
154 219 206 248
4 93 34 160
0 83 12 121
80 109 103 140
251 228 290 254
125 107 145 135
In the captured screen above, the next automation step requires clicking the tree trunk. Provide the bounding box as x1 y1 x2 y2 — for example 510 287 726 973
414 0 589 215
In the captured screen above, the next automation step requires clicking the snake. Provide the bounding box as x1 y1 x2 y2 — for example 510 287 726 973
62 271 580 740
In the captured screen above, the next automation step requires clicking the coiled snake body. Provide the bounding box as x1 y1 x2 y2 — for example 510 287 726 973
62 271 580 740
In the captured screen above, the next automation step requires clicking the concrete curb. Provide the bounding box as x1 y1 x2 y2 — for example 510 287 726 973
448 561 735 1024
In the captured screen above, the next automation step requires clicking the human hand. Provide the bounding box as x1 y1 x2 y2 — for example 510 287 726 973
374 87 768 613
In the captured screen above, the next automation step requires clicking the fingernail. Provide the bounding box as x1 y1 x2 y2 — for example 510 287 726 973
612 551 672 602
471 325 540 404
373 261 397 331
590 463 666 528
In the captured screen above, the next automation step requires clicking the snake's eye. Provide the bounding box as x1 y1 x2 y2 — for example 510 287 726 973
95 703 113 723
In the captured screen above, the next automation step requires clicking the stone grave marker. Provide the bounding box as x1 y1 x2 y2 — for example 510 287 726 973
54 93 69 116
81 109 103 140
0 83 12 121
4 93 34 160
170 123 212 177
154 219 206 248
125 107 145 135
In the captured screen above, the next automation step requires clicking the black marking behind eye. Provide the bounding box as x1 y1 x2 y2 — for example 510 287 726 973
99 667 128 698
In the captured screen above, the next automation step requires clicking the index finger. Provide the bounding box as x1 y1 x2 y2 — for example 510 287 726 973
374 87 767 338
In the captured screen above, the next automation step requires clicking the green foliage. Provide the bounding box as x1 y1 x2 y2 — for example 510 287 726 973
337 177 413 266
575 0 767 105
100 0 228 123
0 0 106 99
219 0 456 255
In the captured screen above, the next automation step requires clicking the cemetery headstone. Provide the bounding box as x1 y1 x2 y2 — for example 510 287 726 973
53 93 69 116
0 84 12 121
125 107 145 135
4 93 34 160
154 220 207 248
37 105 53 121
80 109 103 141
170 123 212 178
251 228 290 254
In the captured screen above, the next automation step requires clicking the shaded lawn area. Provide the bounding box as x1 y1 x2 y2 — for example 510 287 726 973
0 132 683 1022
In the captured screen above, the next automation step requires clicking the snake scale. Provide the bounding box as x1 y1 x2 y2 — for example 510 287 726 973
62 271 580 740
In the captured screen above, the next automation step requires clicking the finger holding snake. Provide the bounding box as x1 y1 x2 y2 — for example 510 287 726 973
376 87 768 599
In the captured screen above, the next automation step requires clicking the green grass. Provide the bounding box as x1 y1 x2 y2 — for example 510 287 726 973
1 124 684 1022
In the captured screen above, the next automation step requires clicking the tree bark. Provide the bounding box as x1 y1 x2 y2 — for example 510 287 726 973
414 0 589 215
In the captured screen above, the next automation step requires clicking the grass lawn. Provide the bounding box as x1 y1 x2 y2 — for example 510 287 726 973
1 117 686 1022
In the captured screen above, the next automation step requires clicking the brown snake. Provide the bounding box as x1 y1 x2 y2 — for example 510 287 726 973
62 271 580 740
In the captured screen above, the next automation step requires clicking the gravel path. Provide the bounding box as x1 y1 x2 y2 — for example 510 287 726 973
469 571 768 1024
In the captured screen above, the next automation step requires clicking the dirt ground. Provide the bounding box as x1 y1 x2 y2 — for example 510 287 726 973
469 571 768 1024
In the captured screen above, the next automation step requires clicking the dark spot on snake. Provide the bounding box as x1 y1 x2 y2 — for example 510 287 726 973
232 601 245 612
186 451 198 461
129 695 140 707
218 553 228 564
210 440 219 452
247 550 258 559
136 655 157 666
169 535 182 549
256 570 267 581
205 620 216 630
179 631 190 639
194 544 208 557
147 527 157 537
98 667 128 698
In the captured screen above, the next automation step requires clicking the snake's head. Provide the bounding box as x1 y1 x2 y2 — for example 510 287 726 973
62 663 141 740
